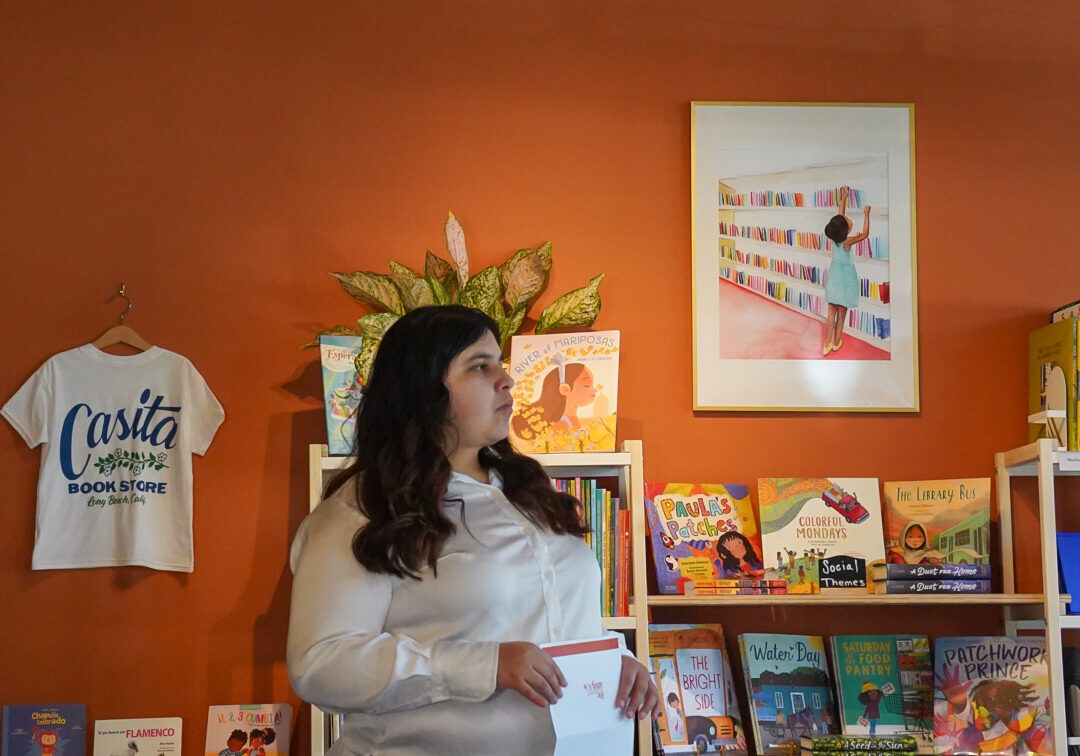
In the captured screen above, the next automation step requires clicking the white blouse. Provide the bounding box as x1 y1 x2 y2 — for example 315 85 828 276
287 470 607 755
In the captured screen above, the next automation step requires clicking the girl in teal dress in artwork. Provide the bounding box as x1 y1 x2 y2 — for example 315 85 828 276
822 186 871 356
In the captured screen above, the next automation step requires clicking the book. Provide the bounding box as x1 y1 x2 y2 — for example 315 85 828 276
933 636 1053 755
1058 533 1080 614
507 330 620 453
738 633 838 755
644 483 763 595
1051 299 1080 323
205 705 291 756
319 334 364 456
649 624 747 755
2 704 87 756
800 734 919 751
758 478 886 595
828 635 933 747
872 579 989 594
92 718 182 756
870 563 990 581
881 479 991 568
1028 318 1080 450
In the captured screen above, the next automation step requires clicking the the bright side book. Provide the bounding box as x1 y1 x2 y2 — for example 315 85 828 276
205 705 291 756
880 479 990 568
93 718 182 756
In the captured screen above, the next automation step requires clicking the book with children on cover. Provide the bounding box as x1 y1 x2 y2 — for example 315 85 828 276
881 479 990 569
205 704 290 756
507 331 619 453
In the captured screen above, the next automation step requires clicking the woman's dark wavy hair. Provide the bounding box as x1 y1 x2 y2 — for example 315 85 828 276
323 304 588 579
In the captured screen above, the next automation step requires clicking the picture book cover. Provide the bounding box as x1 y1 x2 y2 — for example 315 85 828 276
649 624 747 755
507 330 619 453
758 478 885 594
738 633 838 755
881 479 991 568
933 636 1052 755
645 482 763 595
1028 318 1079 450
2 704 87 756
319 334 364 456
205 705 290 756
92 718 182 756
829 635 933 746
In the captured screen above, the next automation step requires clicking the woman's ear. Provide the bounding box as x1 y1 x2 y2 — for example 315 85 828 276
558 383 571 396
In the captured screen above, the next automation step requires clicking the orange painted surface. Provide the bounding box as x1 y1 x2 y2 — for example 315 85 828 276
2 3 1080 755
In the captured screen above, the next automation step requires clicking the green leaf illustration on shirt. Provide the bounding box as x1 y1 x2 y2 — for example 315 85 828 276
93 450 170 476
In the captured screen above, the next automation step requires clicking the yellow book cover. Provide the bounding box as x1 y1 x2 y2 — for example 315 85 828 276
1028 317 1079 449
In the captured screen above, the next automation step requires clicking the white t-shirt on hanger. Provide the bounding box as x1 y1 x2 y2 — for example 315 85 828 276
2 345 224 572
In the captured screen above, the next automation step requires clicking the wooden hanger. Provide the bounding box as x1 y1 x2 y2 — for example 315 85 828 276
92 284 153 351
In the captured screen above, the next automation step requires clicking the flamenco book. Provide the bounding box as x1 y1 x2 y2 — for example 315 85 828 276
93 718 182 756
2 704 87 756
205 705 291 756
881 479 991 569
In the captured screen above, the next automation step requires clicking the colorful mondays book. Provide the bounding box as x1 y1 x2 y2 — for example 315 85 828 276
205 705 291 756
2 704 87 756
738 634 838 755
933 637 1052 755
881 479 990 568
319 334 364 456
829 635 933 746
649 624 747 755
93 718 182 756
758 478 885 594
645 483 762 595
507 330 619 453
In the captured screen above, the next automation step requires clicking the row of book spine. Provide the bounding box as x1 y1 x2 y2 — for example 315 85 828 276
871 563 991 594
553 477 629 617
719 220 889 260
725 245 891 305
717 186 868 209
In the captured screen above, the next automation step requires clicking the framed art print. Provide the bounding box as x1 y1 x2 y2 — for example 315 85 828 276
691 102 918 411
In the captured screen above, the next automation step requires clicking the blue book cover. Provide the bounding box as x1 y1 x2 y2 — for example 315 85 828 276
2 704 87 756
319 334 364 456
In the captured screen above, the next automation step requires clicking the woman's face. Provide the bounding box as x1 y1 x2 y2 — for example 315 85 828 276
443 330 514 456
905 527 926 549
565 367 597 408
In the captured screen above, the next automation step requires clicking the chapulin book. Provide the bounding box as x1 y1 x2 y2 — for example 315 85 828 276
645 483 763 595
507 330 619 453
92 718 182 756
881 479 991 567
649 624 747 755
758 478 885 594
319 334 364 456
2 704 87 756
933 636 1052 755
738 633 838 755
205 705 291 756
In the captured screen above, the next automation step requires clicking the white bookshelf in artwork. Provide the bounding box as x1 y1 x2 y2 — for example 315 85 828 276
716 157 892 351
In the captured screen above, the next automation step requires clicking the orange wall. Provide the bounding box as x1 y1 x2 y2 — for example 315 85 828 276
2 2 1079 754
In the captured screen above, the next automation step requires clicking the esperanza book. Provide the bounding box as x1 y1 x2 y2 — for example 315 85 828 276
933 636 1052 755
881 479 991 567
758 478 885 594
649 624 747 755
319 334 364 456
2 704 87 756
645 483 763 595
738 633 838 755
507 330 619 453
205 705 291 756
828 635 933 747
93 718 182 756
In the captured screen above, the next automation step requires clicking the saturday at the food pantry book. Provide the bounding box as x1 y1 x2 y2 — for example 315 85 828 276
507 330 619 453
881 479 990 567
2 704 87 756
205 704 290 756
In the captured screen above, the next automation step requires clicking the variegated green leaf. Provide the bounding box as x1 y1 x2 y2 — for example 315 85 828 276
355 336 381 385
357 312 400 339
499 304 527 350
535 274 604 334
445 211 469 288
501 249 546 310
425 251 455 287
536 241 552 272
457 265 500 313
389 260 435 310
430 276 452 305
332 271 405 315
301 324 362 348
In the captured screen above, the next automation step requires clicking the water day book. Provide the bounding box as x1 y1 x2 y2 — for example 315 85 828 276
881 479 991 568
205 705 291 756
645 483 762 595
933 636 1052 755
92 718 182 756
507 330 619 453
649 624 747 755
738 633 838 755
758 478 885 594
2 704 87 756
829 635 933 747
319 334 364 456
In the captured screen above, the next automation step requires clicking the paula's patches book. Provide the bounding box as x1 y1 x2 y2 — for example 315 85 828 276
933 637 1052 755
738 633 838 755
645 483 762 595
319 334 364 456
758 478 885 595
92 718 182 756
2 704 87 756
649 624 747 755
881 479 991 568
829 635 933 747
205 705 291 756
507 331 619 453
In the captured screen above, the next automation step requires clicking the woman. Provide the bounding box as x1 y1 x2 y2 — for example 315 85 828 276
287 305 658 755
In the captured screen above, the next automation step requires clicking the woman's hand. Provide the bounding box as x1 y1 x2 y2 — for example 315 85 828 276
616 655 661 720
497 642 567 707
